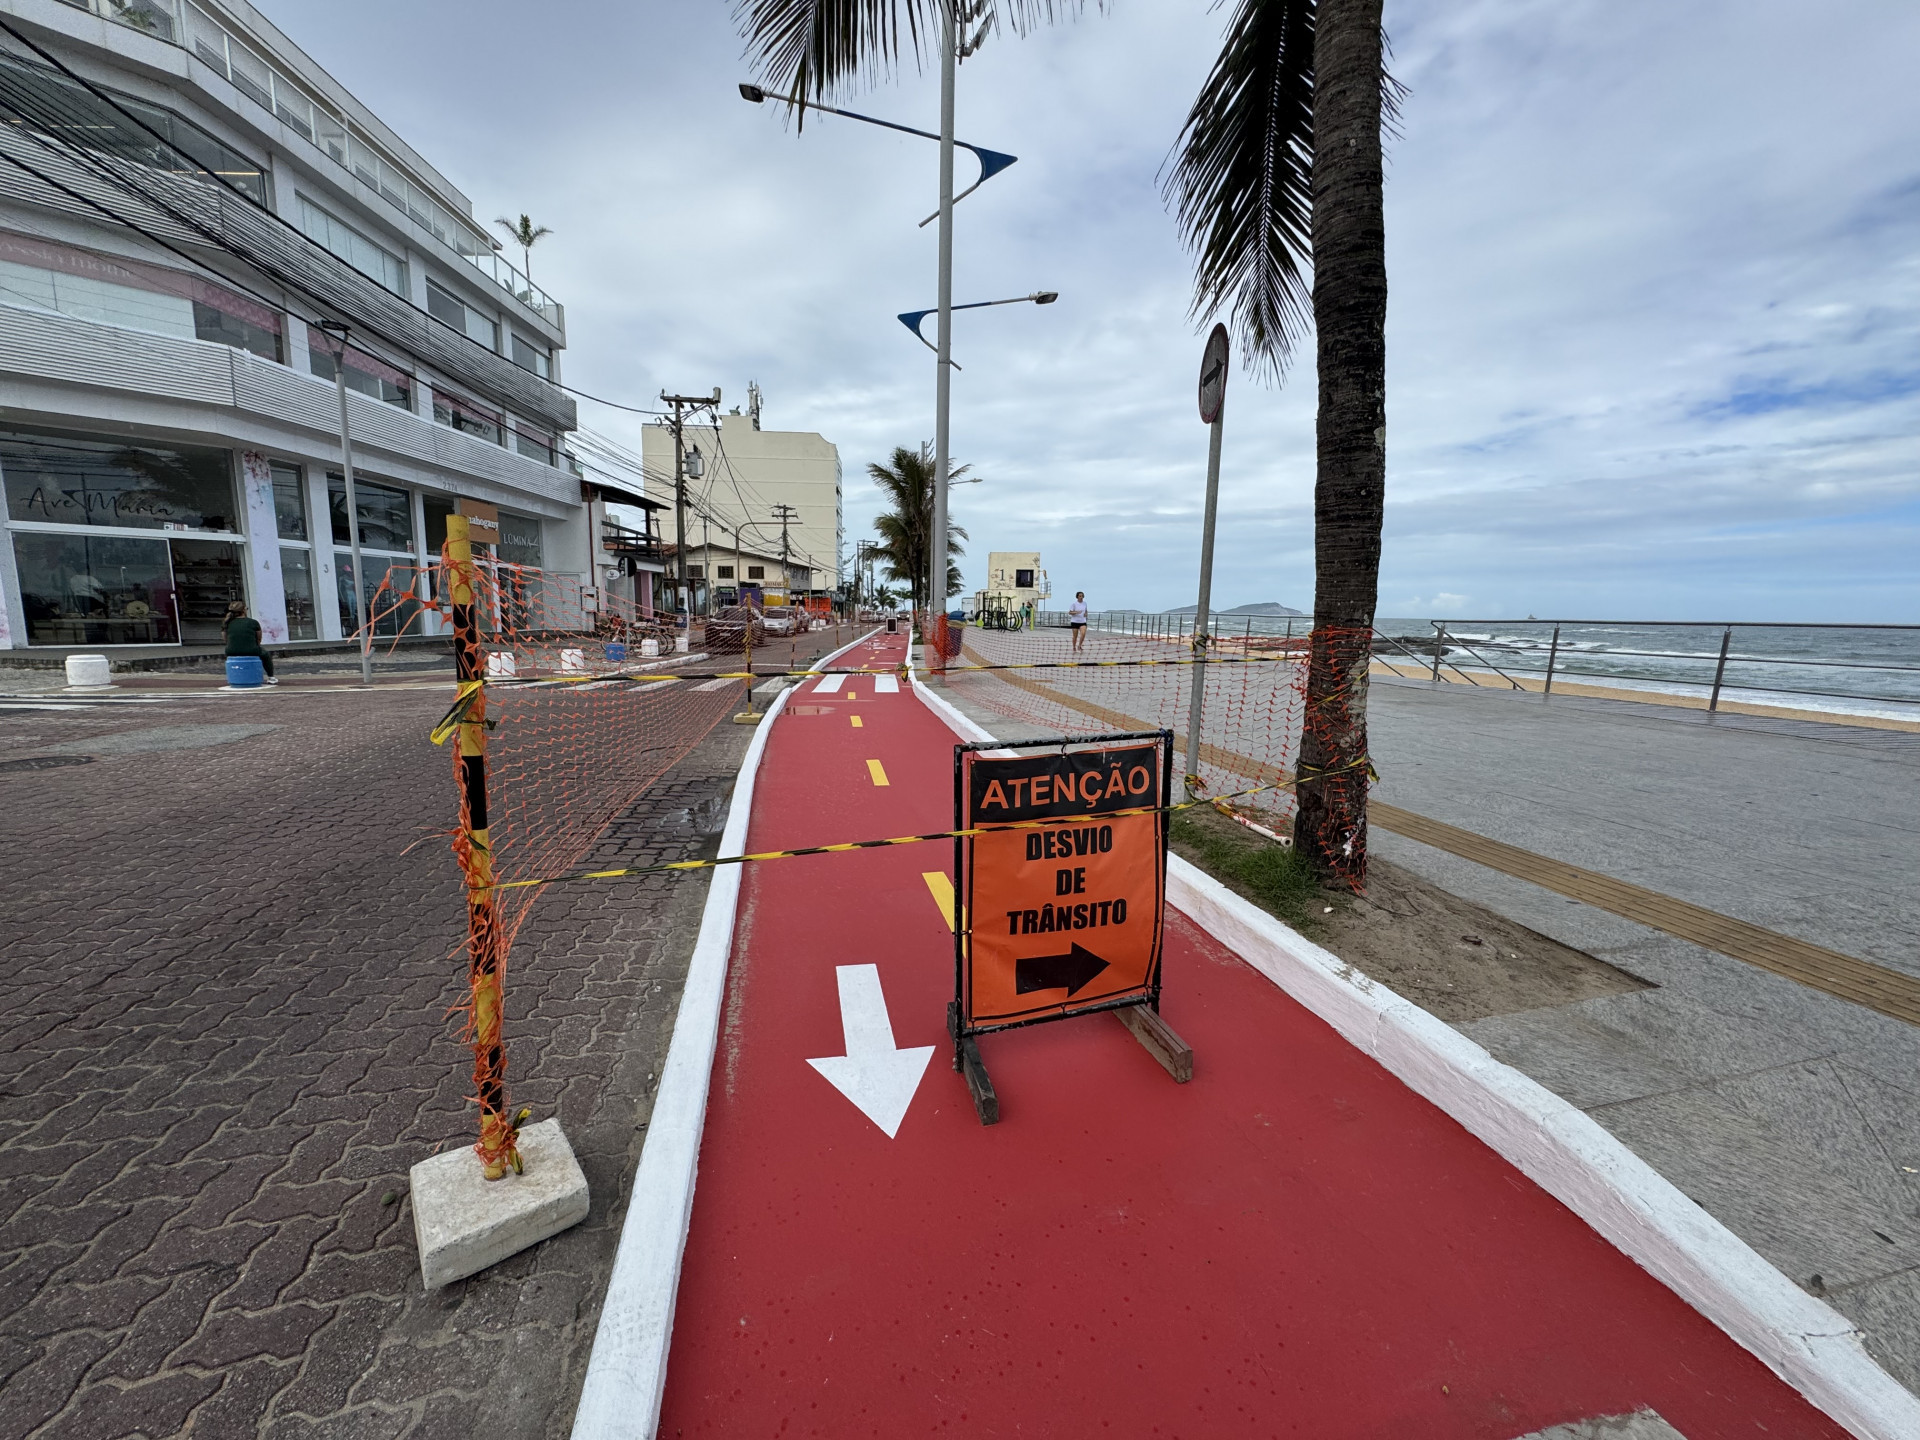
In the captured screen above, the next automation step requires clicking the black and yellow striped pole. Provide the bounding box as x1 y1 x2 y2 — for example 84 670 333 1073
447 514 515 1179
733 602 764 724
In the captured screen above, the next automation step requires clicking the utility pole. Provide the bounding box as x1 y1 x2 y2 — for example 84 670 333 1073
772 504 799 596
659 387 721 621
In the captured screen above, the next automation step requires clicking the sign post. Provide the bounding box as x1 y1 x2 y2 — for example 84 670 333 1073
949 731 1192 1124
1187 324 1230 798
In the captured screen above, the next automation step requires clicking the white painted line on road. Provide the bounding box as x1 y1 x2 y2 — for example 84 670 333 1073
813 674 845 694
874 674 899 693
805 965 934 1139
695 678 736 692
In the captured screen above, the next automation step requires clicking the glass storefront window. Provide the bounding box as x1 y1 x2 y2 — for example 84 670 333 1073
13 531 179 645
336 552 420 638
281 545 317 640
423 494 455 557
498 513 542 568
326 475 413 552
271 462 307 540
2 428 235 532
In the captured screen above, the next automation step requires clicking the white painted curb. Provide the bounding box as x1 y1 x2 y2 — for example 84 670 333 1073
569 627 877 1440
909 686 1920 1440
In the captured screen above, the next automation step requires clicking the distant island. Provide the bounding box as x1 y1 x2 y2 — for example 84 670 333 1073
1163 601 1305 617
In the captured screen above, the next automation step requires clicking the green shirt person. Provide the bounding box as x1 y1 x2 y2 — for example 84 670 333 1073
223 600 278 683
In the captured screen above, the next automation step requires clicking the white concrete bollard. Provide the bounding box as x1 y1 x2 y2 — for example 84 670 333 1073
675 634 690 653
639 636 660 658
486 652 517 679
65 654 112 688
560 647 587 674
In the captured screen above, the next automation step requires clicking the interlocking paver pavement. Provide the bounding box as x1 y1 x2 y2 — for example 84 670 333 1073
0 625 861 1438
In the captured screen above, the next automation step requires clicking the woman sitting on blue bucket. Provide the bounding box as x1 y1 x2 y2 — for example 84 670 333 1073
224 599 278 685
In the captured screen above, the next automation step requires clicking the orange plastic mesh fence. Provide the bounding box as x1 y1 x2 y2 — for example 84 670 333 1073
362 551 796 1168
930 613 1315 832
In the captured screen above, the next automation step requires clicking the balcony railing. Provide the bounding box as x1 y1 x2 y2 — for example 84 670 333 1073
57 0 562 326
601 523 664 562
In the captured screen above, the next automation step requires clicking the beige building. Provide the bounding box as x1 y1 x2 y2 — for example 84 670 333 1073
973 551 1050 617
641 399 841 597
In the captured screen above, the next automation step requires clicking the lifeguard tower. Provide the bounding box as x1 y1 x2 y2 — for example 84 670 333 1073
972 551 1050 630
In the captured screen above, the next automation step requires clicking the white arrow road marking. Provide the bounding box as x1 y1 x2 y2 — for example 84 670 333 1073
806 964 935 1139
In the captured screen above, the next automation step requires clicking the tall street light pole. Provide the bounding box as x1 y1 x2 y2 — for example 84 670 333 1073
929 8 957 641
317 322 372 686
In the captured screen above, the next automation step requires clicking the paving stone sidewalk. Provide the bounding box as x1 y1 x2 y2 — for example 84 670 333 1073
0 628 871 1437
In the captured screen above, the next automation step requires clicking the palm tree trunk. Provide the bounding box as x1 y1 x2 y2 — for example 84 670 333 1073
1293 0 1386 882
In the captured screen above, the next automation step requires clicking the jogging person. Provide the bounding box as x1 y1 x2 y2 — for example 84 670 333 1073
223 599 278 684
1067 591 1088 653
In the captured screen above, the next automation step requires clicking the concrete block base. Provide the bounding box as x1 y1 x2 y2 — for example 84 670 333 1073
410 1119 589 1290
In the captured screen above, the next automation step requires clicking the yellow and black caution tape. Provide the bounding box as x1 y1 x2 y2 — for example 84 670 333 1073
428 680 485 745
488 761 1371 893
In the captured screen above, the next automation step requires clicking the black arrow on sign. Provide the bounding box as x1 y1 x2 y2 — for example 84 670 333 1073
1014 943 1110 998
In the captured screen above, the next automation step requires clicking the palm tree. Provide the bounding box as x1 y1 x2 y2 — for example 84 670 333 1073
868 445 968 616
493 214 552 282
737 0 1391 882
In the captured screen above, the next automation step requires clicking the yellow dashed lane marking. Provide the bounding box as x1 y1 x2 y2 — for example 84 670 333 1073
867 758 890 787
850 715 863 728
922 871 963 932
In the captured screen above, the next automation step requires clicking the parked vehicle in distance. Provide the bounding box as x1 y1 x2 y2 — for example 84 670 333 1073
704 605 767 654
761 609 797 636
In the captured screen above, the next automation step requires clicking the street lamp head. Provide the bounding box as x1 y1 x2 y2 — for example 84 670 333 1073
1032 291 1059 305
738 83 767 104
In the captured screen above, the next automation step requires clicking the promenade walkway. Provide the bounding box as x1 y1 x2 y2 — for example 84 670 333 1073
653 631 1849 1437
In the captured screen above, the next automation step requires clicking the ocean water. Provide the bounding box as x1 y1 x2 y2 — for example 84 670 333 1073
1370 619 1920 722
1074 610 1920 722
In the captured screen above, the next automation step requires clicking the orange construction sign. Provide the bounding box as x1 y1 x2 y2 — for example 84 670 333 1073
954 733 1171 1033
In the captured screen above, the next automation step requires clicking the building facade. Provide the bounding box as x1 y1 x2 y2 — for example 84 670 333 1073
641 403 841 609
0 0 585 651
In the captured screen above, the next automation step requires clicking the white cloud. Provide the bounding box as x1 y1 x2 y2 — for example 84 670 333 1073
260 0 1920 621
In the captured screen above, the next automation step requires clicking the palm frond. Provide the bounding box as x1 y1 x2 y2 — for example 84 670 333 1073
733 0 939 116
1162 0 1317 380
733 1 1089 121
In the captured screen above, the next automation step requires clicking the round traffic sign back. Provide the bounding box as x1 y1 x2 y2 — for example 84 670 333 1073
1198 323 1229 424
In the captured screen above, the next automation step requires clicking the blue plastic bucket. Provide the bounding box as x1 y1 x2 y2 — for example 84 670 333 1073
605 642 628 664
225 655 265 688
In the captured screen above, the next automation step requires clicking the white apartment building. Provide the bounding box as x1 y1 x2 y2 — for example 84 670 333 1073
0 0 593 651
641 399 841 605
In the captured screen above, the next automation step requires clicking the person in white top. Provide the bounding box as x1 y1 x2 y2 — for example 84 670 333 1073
1067 591 1088 652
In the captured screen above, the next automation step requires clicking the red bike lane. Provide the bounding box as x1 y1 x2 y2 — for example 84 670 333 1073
656 630 1846 1438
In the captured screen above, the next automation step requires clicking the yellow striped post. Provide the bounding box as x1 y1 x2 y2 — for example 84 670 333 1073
447 515 515 1179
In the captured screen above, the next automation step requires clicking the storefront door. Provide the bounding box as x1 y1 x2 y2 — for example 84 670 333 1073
168 539 245 644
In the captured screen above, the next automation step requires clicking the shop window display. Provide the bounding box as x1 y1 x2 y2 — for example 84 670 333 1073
281 545 317 641
13 531 179 645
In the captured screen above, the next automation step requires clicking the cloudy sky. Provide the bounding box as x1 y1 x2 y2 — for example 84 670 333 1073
259 0 1920 622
